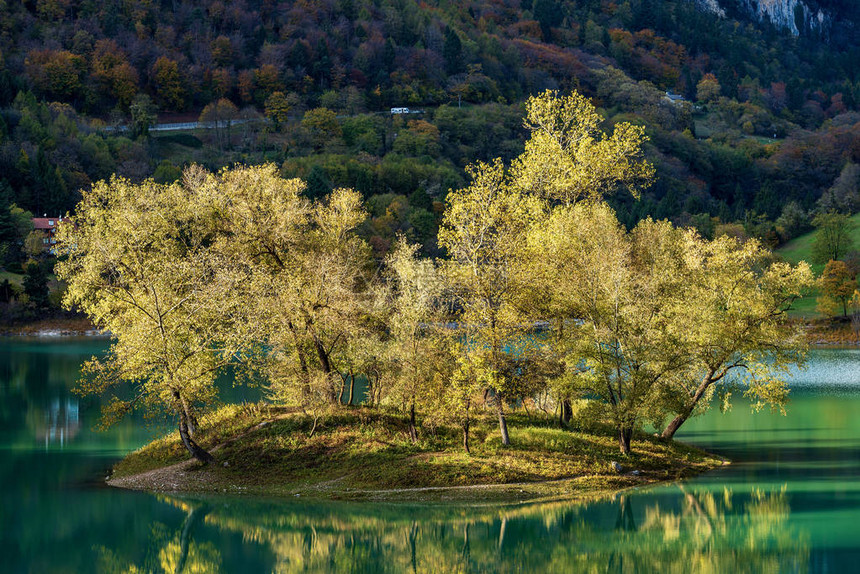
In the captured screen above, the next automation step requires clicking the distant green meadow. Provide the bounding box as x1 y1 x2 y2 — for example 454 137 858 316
775 212 860 318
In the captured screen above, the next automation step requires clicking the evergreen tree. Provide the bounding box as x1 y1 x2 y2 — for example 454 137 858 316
23 262 50 309
0 183 18 267
313 39 332 86
533 0 563 40
383 38 396 74
306 165 333 200
443 28 463 75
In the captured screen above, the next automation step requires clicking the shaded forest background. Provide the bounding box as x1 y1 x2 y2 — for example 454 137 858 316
3 0 860 264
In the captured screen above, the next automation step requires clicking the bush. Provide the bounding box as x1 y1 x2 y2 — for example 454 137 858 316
156 133 203 148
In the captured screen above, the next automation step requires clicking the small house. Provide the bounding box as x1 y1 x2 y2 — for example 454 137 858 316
32 215 64 249
664 91 686 104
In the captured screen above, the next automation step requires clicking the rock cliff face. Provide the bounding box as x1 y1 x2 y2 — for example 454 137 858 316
693 0 726 18
742 0 827 35
694 0 829 36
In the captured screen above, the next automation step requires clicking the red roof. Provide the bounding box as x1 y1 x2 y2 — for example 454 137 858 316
32 217 64 231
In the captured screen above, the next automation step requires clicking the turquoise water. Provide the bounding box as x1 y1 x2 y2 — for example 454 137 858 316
1 339 858 572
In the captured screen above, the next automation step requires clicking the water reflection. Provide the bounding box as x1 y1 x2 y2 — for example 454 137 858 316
0 338 255 452
95 485 808 574
2 340 855 572
96 500 222 574
38 397 81 448
0 338 112 450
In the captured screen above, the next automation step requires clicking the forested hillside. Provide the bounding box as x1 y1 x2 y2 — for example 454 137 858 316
2 0 860 265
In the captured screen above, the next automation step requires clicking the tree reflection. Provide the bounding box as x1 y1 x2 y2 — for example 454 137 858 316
96 485 808 573
96 499 222 574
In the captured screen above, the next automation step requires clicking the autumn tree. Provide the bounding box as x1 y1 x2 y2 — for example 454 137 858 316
444 353 491 454
199 98 239 151
527 205 693 454
129 93 156 138
657 235 813 439
55 174 251 463
264 91 296 131
696 73 721 103
23 229 47 258
253 64 284 102
301 107 342 151
152 57 186 110
510 89 654 205
817 259 856 317
439 160 542 447
384 238 448 440
25 49 84 101
203 165 373 410
91 40 138 109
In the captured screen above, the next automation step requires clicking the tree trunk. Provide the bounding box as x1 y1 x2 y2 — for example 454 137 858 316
337 376 346 405
178 408 214 463
307 325 337 403
462 417 470 454
180 396 197 438
498 405 510 446
187 411 198 438
661 412 689 440
619 426 633 455
408 401 418 443
558 398 572 427
562 399 573 423
661 374 715 440
313 337 332 374
287 320 311 400
348 372 356 406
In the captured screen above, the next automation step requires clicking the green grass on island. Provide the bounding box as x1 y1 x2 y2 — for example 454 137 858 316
110 403 724 503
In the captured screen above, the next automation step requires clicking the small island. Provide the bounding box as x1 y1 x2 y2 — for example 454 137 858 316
55 91 809 503
108 405 724 503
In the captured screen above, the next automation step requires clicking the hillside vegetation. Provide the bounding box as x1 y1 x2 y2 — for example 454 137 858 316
2 0 860 278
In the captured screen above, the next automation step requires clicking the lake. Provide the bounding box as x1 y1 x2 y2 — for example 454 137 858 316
1 339 857 573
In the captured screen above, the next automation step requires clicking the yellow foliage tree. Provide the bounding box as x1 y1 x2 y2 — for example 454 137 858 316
657 235 814 439
55 173 251 462
439 160 543 447
510 89 654 205
817 259 856 317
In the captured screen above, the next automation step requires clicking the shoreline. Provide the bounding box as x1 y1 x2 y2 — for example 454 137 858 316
5 317 858 347
107 457 730 505
0 316 105 337
105 407 728 505
3 313 859 350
